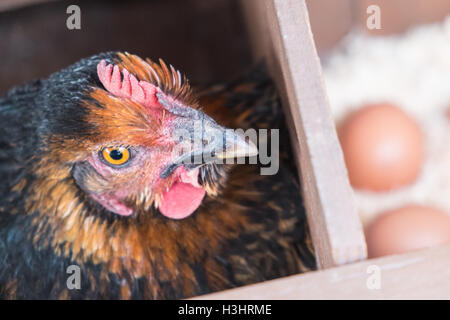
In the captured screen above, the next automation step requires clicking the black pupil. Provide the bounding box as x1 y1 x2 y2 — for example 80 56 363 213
109 149 123 160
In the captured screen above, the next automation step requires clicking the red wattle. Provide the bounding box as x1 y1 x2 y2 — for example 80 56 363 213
159 181 206 220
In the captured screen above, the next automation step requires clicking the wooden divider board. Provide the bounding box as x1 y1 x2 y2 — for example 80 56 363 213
241 0 367 268
196 244 450 299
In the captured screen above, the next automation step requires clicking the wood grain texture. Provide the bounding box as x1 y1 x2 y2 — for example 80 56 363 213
241 0 367 268
195 244 450 299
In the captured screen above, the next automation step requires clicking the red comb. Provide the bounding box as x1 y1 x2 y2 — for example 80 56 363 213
97 59 160 108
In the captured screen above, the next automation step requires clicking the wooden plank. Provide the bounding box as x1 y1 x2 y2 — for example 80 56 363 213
241 0 367 268
195 244 450 299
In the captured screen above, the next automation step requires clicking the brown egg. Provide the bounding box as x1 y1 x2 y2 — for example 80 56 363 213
339 103 424 191
366 205 450 258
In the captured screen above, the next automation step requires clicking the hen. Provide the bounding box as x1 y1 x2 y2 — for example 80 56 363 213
0 52 315 299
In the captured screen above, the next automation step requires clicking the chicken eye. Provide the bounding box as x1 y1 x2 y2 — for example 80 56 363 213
101 147 130 166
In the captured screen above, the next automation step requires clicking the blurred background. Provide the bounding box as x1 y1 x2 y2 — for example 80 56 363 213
0 0 251 95
2 0 449 94
2 0 450 258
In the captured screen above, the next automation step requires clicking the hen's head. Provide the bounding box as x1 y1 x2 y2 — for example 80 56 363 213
37 52 257 221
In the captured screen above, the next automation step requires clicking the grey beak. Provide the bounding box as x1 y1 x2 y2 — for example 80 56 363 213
157 93 258 179
215 130 258 159
199 112 258 161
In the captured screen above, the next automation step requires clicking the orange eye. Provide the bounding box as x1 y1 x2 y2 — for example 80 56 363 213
101 147 130 166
